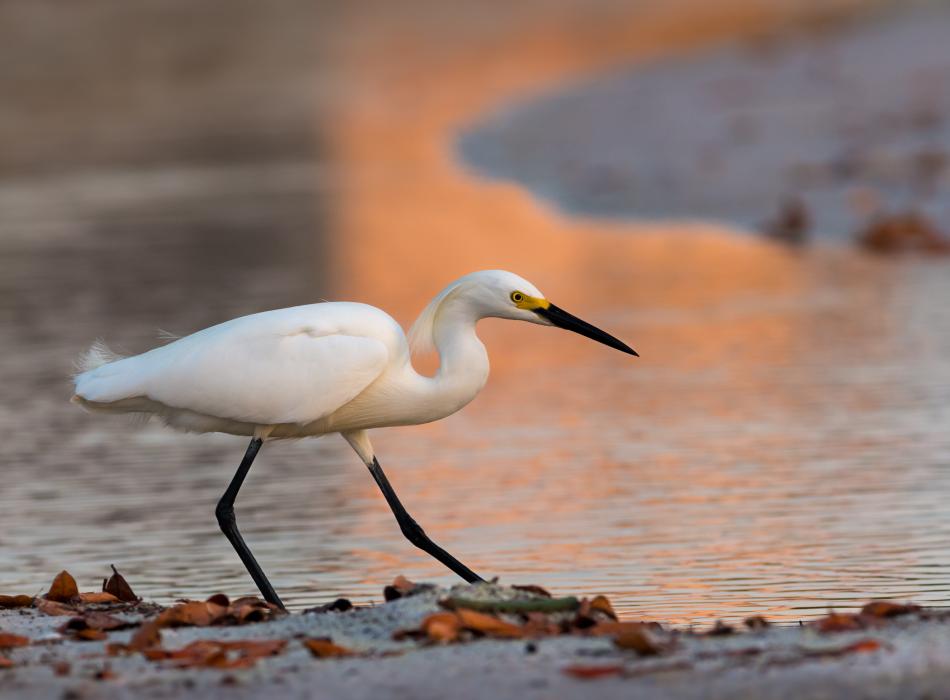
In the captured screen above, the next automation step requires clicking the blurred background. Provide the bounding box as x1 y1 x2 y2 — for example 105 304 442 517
2 0 949 624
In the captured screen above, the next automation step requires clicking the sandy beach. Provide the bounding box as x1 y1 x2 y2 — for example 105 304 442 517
1 576 949 700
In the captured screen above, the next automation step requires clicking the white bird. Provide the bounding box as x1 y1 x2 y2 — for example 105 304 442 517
72 270 636 608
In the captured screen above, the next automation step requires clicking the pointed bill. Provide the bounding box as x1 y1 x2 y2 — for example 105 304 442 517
534 304 638 356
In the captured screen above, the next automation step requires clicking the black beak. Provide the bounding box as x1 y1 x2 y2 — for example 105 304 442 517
534 304 638 357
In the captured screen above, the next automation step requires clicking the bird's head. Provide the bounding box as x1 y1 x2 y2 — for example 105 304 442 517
413 270 637 357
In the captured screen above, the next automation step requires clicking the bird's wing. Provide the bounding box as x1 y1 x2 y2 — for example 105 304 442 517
78 306 392 425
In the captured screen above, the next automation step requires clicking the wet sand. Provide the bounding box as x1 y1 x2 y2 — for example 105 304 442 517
1 582 950 700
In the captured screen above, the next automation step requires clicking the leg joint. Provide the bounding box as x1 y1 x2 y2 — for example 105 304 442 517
399 517 429 548
215 501 235 529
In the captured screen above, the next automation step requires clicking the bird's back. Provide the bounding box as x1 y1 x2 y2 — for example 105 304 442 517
73 302 404 432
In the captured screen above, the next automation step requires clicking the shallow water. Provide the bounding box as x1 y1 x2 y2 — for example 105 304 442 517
2 0 949 626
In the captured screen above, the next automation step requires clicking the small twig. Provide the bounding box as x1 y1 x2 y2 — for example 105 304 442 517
440 596 580 614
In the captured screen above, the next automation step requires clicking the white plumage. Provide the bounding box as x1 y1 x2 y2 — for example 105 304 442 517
75 302 396 438
74 271 549 445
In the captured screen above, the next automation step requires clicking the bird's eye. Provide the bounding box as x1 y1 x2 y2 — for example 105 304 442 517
511 291 524 303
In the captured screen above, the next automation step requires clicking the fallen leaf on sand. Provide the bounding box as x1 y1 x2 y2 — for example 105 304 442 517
861 602 921 619
303 598 353 614
589 595 618 621
61 612 133 633
122 620 163 652
456 608 523 639
706 620 736 636
156 600 227 628
146 639 287 669
563 664 625 679
843 639 882 654
419 612 462 643
102 566 138 603
574 596 620 628
856 211 950 255
511 584 552 598
521 611 561 637
592 622 664 656
812 613 865 633
79 592 120 605
72 629 108 642
93 666 117 680
45 571 79 603
303 639 353 658
229 597 279 624
0 632 29 649
35 599 75 617
384 575 434 601
0 595 33 609
798 638 886 661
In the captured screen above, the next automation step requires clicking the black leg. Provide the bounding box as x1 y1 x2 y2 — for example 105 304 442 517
215 438 285 609
368 457 483 583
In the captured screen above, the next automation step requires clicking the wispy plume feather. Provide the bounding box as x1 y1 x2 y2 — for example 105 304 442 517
74 339 125 376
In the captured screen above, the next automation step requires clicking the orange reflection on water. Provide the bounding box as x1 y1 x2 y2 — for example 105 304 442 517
311 0 931 624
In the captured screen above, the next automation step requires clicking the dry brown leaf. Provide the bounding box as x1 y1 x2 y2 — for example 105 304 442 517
35 599 75 617
456 609 524 638
589 595 618 621
420 612 462 643
79 592 120 605
861 602 920 619
611 623 664 656
844 639 882 654
62 611 133 633
45 571 79 603
303 598 353 614
146 639 287 669
73 628 108 642
230 596 263 608
156 600 227 628
521 611 560 637
303 638 353 658
706 620 736 636
801 637 886 660
563 664 625 679
589 621 657 636
125 620 163 652
102 566 138 603
0 595 33 609
0 632 29 649
231 601 270 624
573 596 617 629
812 613 865 633
93 667 118 681
511 584 552 598
383 575 419 602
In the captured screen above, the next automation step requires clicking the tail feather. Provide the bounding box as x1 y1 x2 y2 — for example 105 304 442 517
74 340 125 376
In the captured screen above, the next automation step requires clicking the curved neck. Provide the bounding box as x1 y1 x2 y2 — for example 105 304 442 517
406 297 490 422
433 303 489 385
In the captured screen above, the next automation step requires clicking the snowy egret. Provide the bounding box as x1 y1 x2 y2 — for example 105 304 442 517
72 270 636 608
